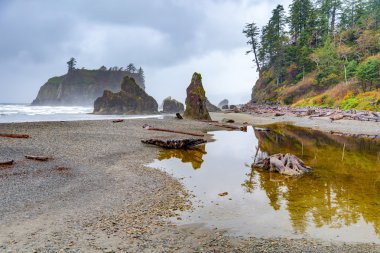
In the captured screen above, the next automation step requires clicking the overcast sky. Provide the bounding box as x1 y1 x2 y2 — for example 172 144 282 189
0 0 291 105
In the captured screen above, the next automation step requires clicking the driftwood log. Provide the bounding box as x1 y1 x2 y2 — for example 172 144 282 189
142 124 204 137
241 104 380 123
25 155 51 161
209 123 239 129
0 133 29 139
112 119 124 123
253 153 311 176
142 138 206 149
0 160 14 166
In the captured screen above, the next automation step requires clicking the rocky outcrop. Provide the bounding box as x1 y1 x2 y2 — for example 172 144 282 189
183 73 211 120
218 99 229 108
162 97 184 113
93 76 157 115
32 69 145 106
205 98 221 112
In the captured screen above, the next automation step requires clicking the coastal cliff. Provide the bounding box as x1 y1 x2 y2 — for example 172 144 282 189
31 69 145 106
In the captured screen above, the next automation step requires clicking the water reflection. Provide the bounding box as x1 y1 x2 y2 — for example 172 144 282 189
157 145 206 169
253 124 380 235
149 125 380 242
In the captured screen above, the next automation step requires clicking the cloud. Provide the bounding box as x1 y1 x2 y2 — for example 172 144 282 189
0 0 293 104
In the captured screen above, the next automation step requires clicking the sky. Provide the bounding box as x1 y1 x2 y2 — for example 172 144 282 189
0 0 291 105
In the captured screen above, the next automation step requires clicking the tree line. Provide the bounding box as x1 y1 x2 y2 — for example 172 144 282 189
67 58 145 86
244 0 380 93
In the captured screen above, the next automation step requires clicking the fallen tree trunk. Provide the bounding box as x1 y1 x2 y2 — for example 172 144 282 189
0 133 29 139
142 124 204 137
25 155 51 161
208 123 241 130
253 153 311 176
0 160 14 166
142 138 206 149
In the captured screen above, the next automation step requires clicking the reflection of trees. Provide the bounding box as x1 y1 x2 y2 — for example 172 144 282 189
247 124 380 235
157 145 206 170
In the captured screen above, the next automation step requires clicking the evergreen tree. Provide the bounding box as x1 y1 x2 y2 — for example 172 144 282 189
289 0 314 42
243 22 262 74
137 67 145 89
126 63 136 73
67 57 76 72
267 5 287 84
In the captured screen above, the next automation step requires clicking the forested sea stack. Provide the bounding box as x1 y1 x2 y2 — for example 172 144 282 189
32 59 145 106
93 76 158 115
183 73 211 120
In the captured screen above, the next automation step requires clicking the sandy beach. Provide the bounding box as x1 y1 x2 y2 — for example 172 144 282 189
0 116 379 252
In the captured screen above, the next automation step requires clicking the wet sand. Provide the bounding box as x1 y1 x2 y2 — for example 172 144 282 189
0 117 379 252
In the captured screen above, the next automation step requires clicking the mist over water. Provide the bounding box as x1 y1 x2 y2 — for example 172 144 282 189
0 104 162 123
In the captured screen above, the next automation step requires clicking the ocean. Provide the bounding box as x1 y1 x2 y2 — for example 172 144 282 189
0 104 163 123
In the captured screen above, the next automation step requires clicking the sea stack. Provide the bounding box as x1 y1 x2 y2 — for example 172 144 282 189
93 76 158 115
205 98 221 112
162 97 184 113
183 72 211 120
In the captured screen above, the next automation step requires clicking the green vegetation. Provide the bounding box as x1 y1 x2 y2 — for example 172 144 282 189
245 0 380 111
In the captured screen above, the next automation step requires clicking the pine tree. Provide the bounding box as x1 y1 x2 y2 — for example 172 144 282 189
137 67 145 89
126 63 136 73
243 22 262 74
67 57 76 72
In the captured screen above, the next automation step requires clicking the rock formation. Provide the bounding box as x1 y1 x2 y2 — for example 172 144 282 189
93 76 158 115
183 73 211 120
32 69 145 106
218 99 229 108
205 98 221 112
162 97 184 113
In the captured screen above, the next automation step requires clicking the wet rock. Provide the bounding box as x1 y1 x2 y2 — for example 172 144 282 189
162 97 184 113
183 73 211 120
205 98 221 112
93 76 158 115
221 105 229 110
222 118 235 123
253 153 311 176
218 99 229 109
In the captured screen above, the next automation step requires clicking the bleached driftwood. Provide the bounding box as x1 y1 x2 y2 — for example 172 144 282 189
142 124 204 137
253 153 311 176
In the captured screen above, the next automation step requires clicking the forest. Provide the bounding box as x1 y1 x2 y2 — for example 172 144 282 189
244 0 380 110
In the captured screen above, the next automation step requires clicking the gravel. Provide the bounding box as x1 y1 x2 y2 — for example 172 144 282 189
0 117 379 252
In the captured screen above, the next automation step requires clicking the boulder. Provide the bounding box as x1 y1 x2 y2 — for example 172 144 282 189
205 98 221 112
218 99 229 108
230 105 237 109
183 73 211 120
162 97 184 113
222 105 229 110
93 76 158 115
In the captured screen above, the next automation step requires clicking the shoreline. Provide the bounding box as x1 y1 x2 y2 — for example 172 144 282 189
0 117 379 252
211 112 380 136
